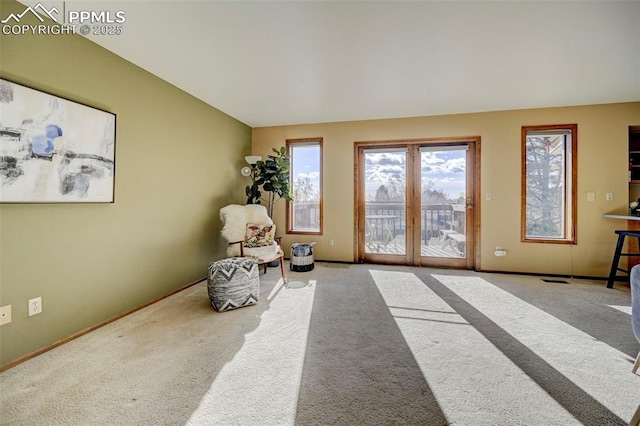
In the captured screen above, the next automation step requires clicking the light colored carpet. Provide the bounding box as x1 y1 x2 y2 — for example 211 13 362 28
1 263 638 425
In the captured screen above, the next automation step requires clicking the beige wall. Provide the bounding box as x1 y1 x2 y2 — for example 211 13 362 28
253 102 640 276
0 0 251 367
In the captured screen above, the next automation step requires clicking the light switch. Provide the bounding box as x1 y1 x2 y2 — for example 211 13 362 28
485 192 492 201
587 192 595 202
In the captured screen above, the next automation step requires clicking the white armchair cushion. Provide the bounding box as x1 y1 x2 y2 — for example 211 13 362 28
243 241 284 264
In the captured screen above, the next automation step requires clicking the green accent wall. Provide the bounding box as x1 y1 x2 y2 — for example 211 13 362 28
0 0 251 367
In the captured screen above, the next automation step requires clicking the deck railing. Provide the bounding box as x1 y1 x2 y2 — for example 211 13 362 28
292 201 465 241
292 202 321 229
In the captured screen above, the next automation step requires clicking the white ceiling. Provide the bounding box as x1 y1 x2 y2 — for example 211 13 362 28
23 1 640 127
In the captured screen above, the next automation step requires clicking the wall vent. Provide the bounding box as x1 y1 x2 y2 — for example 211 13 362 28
541 279 569 284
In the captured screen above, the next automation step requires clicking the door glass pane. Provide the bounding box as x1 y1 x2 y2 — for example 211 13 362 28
420 147 467 258
364 150 406 255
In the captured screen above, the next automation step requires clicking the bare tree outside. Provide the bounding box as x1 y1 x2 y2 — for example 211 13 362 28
373 176 407 202
293 177 318 202
421 179 449 204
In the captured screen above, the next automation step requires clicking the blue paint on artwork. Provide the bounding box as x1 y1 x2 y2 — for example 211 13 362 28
30 124 62 156
45 124 62 139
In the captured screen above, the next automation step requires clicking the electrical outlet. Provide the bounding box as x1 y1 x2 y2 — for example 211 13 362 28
606 192 614 201
587 192 595 202
494 245 507 257
0 305 11 325
28 297 42 316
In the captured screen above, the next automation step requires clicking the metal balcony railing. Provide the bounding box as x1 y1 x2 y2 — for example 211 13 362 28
292 202 465 240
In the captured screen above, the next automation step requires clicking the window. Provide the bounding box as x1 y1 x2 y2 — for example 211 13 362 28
521 124 577 244
287 138 323 234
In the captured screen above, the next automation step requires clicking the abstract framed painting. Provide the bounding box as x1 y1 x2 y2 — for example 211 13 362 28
0 78 116 203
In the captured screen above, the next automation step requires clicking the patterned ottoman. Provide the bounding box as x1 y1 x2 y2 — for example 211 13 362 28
207 257 260 312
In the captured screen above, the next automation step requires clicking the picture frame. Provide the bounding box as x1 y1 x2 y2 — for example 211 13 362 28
0 78 116 203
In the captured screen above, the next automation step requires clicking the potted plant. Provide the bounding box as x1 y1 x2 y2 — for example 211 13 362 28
245 147 293 218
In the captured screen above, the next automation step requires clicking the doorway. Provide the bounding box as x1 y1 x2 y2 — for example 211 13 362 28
355 138 479 269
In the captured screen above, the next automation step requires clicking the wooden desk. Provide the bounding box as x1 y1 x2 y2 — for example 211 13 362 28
603 208 640 221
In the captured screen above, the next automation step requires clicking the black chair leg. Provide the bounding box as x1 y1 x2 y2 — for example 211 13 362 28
608 234 626 288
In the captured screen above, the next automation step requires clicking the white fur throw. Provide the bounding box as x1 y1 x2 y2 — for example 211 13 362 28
220 204 273 257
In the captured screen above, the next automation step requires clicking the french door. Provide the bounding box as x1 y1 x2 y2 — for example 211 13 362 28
355 138 478 269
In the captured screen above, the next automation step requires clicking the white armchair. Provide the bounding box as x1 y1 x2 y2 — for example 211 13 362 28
220 204 285 282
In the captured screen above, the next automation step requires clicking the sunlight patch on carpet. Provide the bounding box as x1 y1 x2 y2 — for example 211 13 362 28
608 305 632 315
370 269 579 425
187 279 316 425
432 274 638 422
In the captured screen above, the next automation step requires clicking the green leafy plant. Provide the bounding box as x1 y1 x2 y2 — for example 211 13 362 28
245 147 293 217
